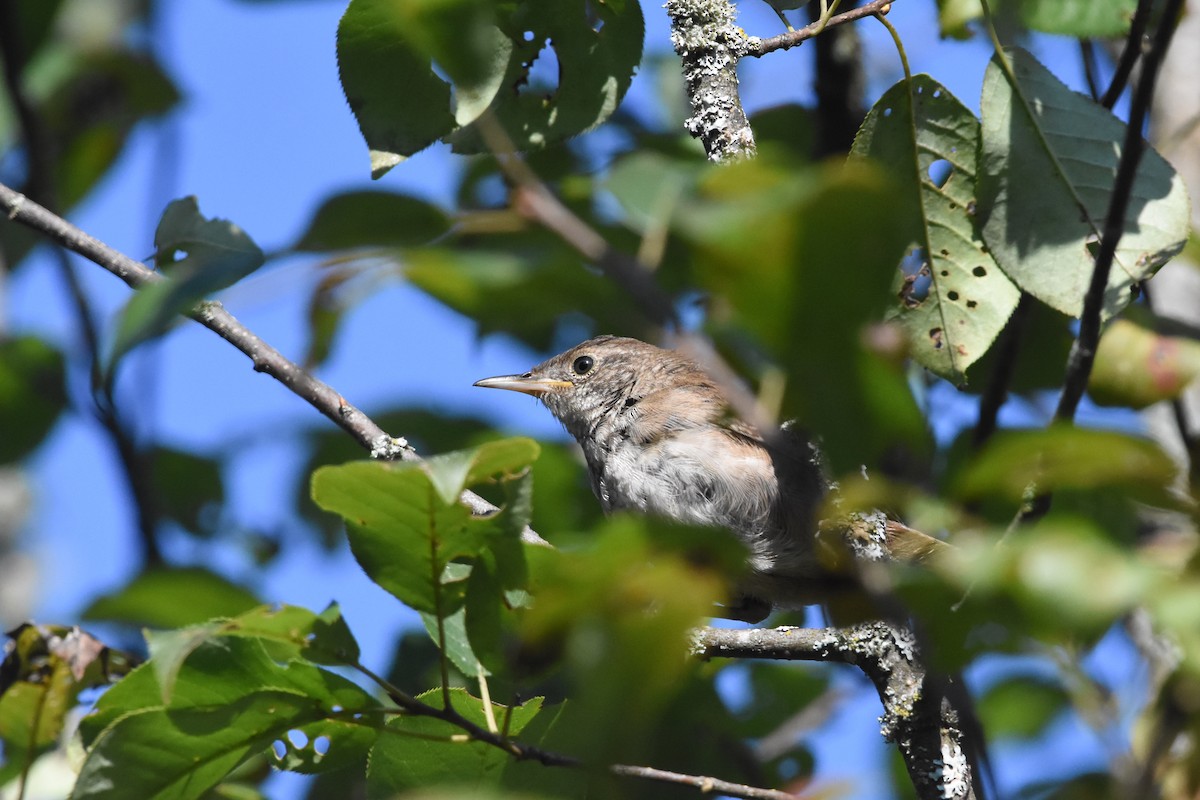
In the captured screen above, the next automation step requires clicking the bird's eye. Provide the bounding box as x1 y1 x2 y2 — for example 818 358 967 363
572 355 594 375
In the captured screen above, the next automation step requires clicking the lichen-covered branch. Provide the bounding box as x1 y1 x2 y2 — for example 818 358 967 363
693 623 976 800
664 0 756 162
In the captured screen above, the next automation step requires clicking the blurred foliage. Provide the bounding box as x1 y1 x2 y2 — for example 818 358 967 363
2 0 1200 799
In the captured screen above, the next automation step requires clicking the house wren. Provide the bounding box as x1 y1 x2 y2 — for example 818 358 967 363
473 335 856 622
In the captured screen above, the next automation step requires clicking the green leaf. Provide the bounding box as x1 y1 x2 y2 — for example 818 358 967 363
0 336 67 463
220 603 362 667
311 460 474 613
518 517 726 763
336 0 644 175
940 516 1153 635
953 425 1179 506
978 674 1069 740
852 75 1019 385
73 637 381 800
82 567 262 629
421 604 485 679
935 0 1136 38
336 0 456 176
424 437 540 505
294 190 451 251
365 688 543 797
977 48 1188 320
1089 317 1200 409
402 240 647 352
1018 0 1136 37
110 197 264 364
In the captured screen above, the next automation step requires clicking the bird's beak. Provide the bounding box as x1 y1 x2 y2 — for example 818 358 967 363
473 374 573 397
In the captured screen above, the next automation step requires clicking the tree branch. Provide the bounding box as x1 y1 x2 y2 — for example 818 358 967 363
694 623 976 800
746 0 898 58
0 183 534 537
664 0 756 162
355 660 797 800
1100 0 1154 110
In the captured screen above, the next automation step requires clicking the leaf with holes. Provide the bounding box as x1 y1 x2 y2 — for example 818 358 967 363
977 48 1188 320
852 74 1020 385
73 637 381 800
366 688 545 796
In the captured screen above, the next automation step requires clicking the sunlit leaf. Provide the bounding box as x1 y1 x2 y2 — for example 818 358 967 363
936 0 1136 38
310 440 538 614
1090 317 1200 408
519 517 726 763
0 625 132 776
953 425 1178 506
978 48 1188 319
685 157 927 471
73 638 381 800
852 74 1019 385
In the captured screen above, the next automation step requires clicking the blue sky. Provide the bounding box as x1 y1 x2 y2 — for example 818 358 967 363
5 0 1130 797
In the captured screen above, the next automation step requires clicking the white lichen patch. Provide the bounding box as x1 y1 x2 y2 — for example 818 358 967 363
932 739 970 799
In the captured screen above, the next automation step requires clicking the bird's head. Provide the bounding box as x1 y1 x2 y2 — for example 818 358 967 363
474 335 712 440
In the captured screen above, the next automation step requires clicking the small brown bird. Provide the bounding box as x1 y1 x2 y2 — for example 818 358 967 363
474 335 867 621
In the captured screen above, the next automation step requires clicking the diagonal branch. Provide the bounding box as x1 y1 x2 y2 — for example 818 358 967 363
0 183 531 536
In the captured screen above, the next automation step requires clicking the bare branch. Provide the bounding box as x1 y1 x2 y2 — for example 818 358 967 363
695 623 976 800
0 183 530 536
747 0 898 58
610 764 803 800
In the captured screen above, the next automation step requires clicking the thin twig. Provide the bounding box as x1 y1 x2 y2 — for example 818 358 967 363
1101 0 1155 110
746 0 897 57
610 764 802 800
971 293 1032 449
1080 39 1102 102
353 658 794 798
